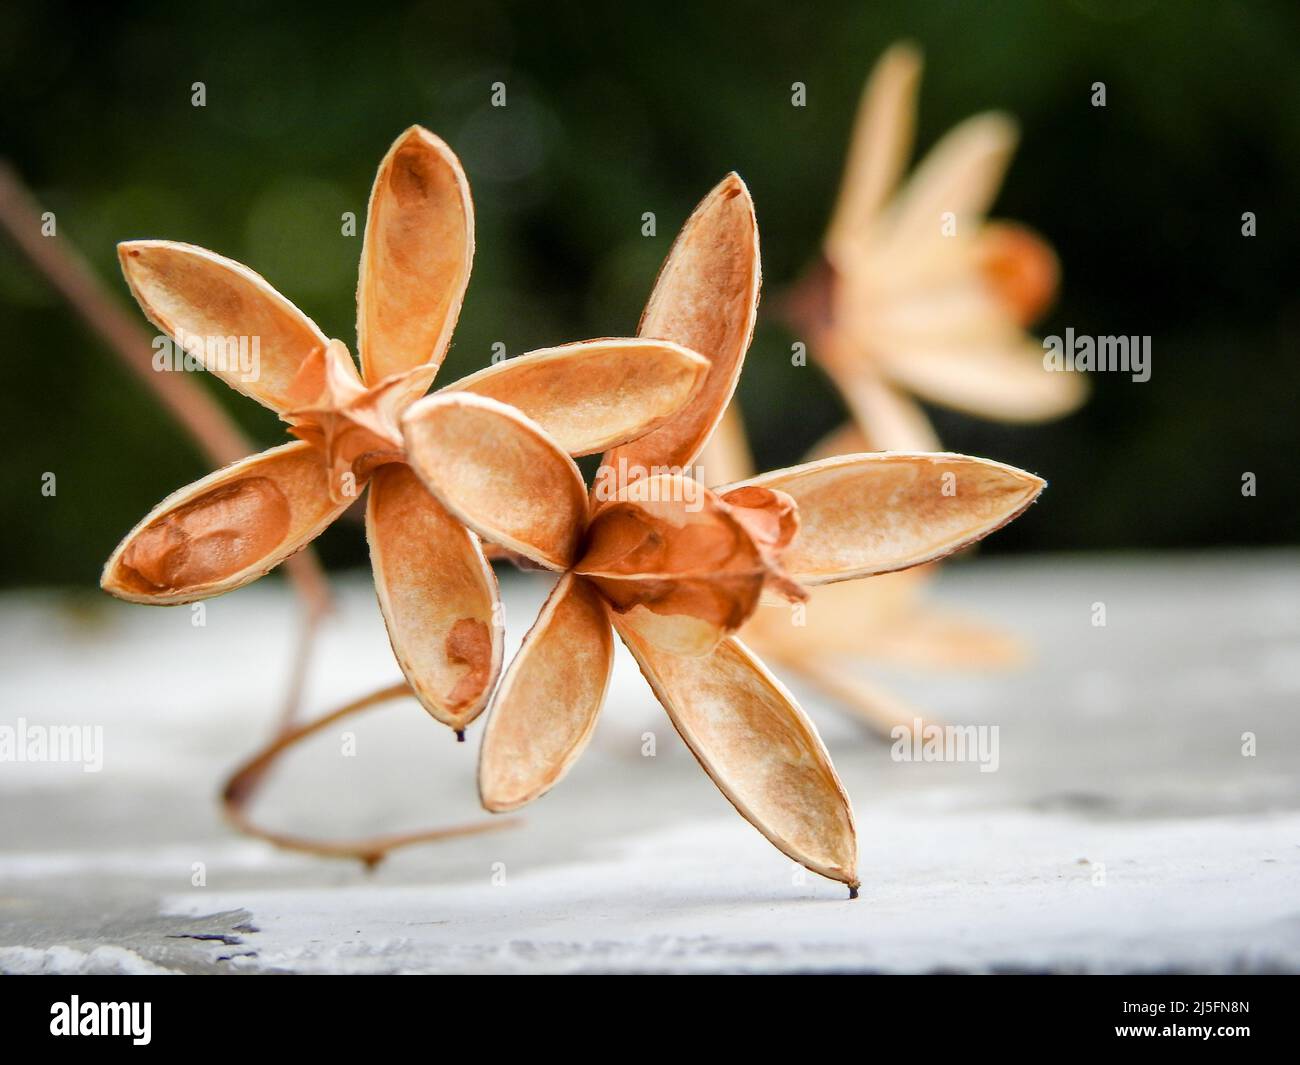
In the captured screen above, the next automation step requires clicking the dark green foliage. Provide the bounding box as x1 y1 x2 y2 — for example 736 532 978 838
2 0 1296 587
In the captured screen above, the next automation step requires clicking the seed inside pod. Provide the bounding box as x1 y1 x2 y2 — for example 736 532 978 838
118 477 290 594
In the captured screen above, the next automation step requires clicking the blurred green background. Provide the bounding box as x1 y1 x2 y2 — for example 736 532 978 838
2 0 1297 589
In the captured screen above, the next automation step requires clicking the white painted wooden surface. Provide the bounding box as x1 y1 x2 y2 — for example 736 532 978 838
2 553 1297 973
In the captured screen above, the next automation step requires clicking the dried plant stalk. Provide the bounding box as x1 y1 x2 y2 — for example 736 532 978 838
0 164 255 469
222 681 517 868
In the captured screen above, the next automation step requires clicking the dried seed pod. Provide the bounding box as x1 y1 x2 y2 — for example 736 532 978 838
478 573 613 812
601 172 760 484
105 125 699 752
446 339 708 456
102 442 350 605
119 240 327 413
616 622 859 889
103 124 774 880
720 452 1045 585
367 464 502 731
403 393 589 571
796 44 1086 454
577 474 775 656
358 125 474 394
455 107 1062 893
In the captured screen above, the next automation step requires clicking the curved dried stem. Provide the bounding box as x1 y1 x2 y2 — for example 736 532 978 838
223 680 519 868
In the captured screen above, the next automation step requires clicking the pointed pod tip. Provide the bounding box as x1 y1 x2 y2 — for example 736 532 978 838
391 124 459 166
396 123 434 145
479 780 536 815
116 238 179 262
97 556 161 606
98 556 119 595
715 171 751 205
456 729 466 743
848 885 859 900
116 241 152 275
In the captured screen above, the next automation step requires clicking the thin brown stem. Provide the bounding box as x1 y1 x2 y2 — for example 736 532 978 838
276 598 323 734
222 681 518 867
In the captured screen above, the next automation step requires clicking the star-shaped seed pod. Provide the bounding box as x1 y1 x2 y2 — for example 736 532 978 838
400 175 1046 892
100 126 709 738
787 41 1086 453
